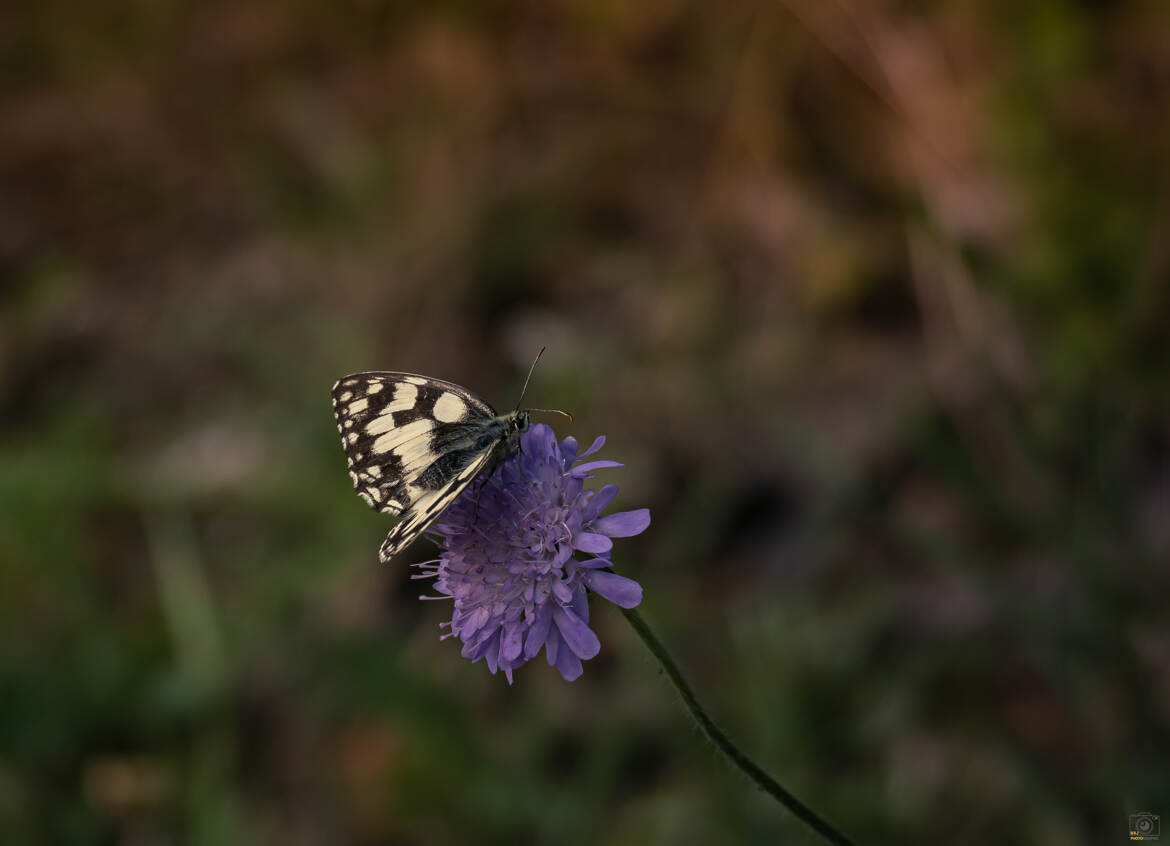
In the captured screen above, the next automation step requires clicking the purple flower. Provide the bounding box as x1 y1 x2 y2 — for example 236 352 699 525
416 424 650 682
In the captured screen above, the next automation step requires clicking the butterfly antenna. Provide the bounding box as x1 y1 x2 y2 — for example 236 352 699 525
515 346 546 412
515 348 573 421
528 408 574 422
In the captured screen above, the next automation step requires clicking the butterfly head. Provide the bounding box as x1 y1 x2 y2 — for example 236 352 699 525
497 409 530 457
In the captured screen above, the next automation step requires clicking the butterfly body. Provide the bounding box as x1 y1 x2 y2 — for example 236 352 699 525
332 371 530 562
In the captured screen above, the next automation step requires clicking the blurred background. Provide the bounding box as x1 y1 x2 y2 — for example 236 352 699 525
2 0 1168 843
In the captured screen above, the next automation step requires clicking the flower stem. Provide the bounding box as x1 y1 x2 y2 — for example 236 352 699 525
620 606 855 846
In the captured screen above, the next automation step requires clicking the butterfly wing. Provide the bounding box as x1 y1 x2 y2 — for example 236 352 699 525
377 445 498 561
332 372 508 560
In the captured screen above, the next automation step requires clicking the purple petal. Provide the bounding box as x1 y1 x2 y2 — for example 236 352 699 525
569 460 623 477
545 629 560 666
574 557 614 569
585 484 619 520
533 458 560 487
554 543 574 567
569 586 590 622
483 633 500 674
560 436 579 463
552 578 574 603
523 424 558 460
592 508 651 538
573 532 613 554
556 649 583 681
583 570 643 608
462 630 493 659
501 627 524 662
525 610 552 658
553 607 601 659
577 435 606 459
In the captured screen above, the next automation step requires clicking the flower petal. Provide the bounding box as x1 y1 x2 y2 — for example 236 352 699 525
553 607 601 659
574 557 614 569
552 578 574 604
577 435 606 459
555 649 583 681
544 629 560 665
461 628 494 659
583 570 643 608
569 460 623 477
523 424 558 460
501 626 524 662
569 586 590 622
592 508 651 538
483 633 500 674
525 609 552 658
585 484 619 520
572 532 612 554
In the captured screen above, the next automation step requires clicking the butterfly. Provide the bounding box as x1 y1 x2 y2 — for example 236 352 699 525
332 355 561 563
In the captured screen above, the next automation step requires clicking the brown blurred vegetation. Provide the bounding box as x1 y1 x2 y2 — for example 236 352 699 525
1 0 1168 844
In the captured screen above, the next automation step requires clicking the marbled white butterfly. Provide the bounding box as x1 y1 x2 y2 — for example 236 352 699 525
332 354 561 562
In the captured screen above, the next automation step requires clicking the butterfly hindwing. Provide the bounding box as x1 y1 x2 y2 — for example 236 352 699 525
332 371 524 561
377 445 498 562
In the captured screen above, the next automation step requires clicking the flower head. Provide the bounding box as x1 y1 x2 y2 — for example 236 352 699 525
417 424 649 682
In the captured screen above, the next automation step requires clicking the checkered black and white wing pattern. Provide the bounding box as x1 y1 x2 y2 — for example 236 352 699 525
376 445 499 562
332 372 518 562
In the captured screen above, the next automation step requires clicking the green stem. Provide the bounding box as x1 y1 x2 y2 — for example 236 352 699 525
620 606 855 846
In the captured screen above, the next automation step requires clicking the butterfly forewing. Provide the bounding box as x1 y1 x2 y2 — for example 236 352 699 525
332 371 523 562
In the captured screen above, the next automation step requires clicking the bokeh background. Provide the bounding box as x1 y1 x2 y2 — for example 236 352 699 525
3 1 1169 843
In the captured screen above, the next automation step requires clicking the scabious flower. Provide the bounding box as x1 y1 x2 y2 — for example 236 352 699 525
416 424 650 682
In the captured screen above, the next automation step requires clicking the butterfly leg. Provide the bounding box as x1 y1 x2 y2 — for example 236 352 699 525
469 470 493 526
514 439 535 486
